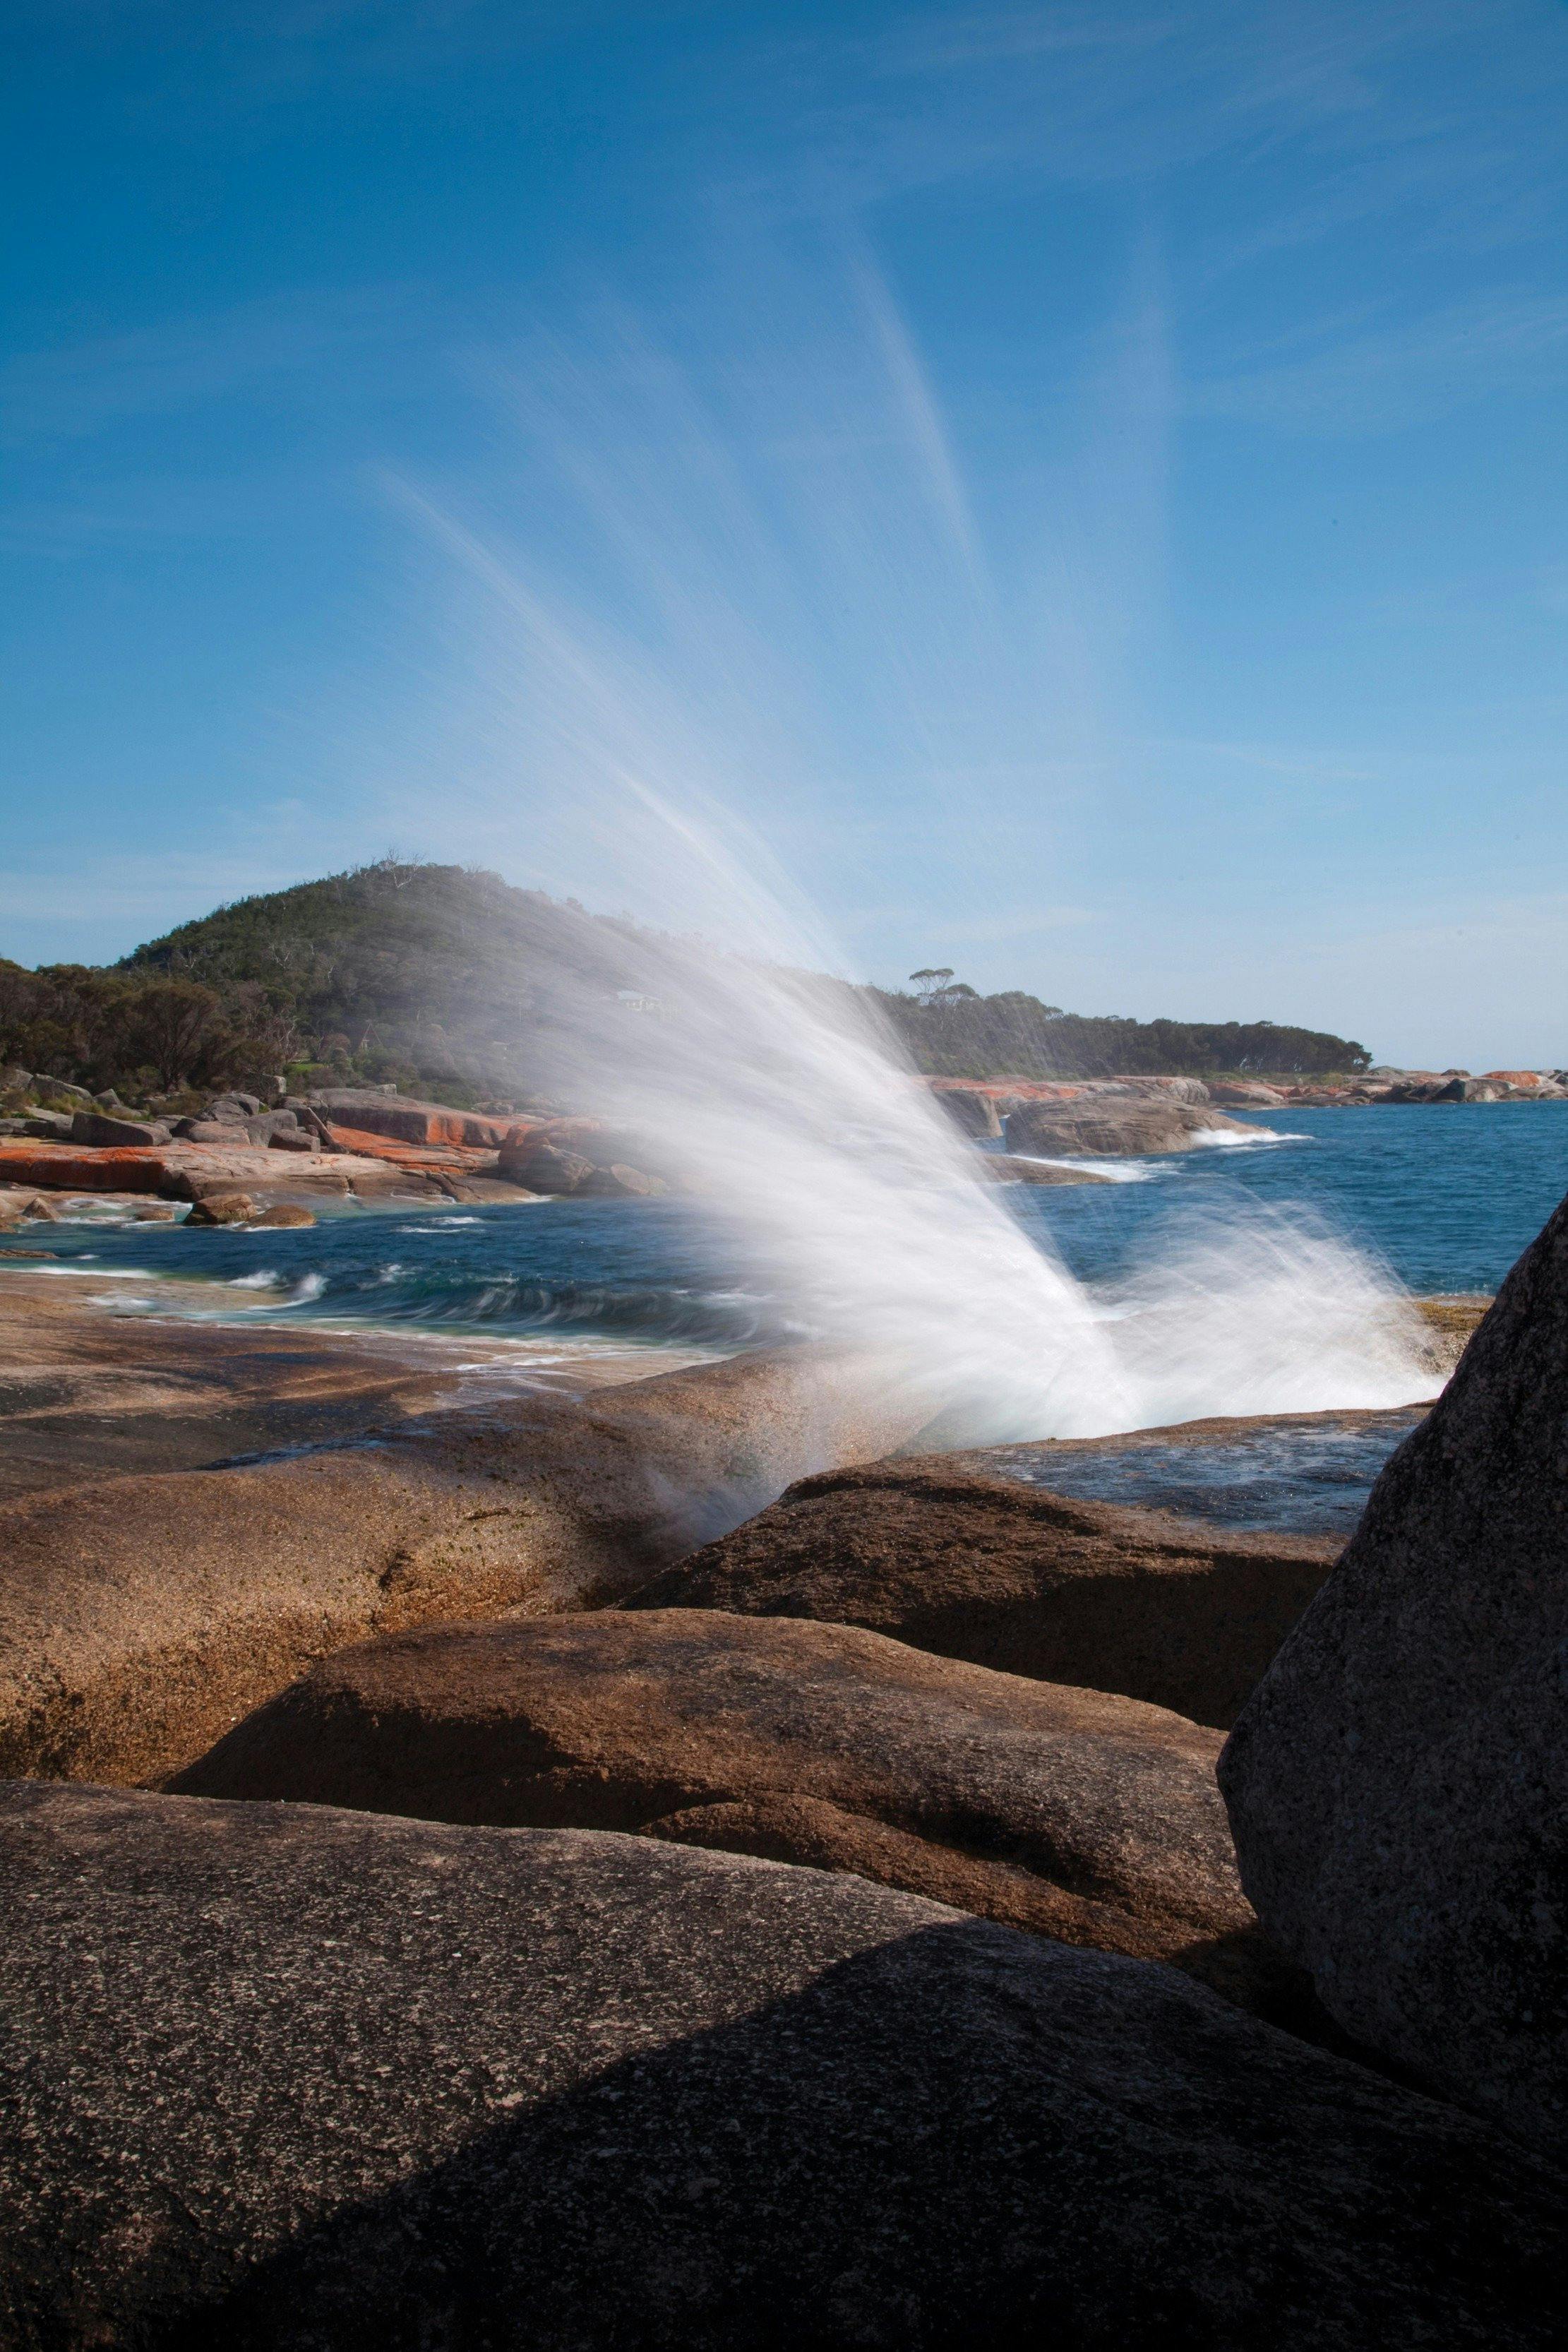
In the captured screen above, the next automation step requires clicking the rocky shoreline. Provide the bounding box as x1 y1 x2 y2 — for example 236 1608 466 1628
1 1205 1563 2339
927 1065 1568 1131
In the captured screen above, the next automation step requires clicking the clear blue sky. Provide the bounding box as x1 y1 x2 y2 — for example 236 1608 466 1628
6 1 1567 1068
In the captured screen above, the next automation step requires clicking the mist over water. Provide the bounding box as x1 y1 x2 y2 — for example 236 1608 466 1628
515 825 1435 1443
380 260 1437 1441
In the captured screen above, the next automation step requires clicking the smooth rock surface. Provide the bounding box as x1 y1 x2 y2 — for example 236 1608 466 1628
631 1460 1338 1729
0 1347 929 1785
174 1608 1291 2013
1220 1202 1568 2156
1005 1099 1250 1156
2 1782 1563 2350
977 1152 1115 1186
184 1190 257 1225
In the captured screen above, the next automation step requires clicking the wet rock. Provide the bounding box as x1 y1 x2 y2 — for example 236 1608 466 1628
184 1191 257 1226
630 1461 1339 1731
175 1608 1294 2014
1005 1100 1250 1156
977 1153 1114 1186
1220 1200 1568 2158
251 1203 316 1228
3 1783 1562 2351
68 1111 172 1148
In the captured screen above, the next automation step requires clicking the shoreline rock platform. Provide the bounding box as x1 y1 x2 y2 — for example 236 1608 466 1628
0 1333 931 1786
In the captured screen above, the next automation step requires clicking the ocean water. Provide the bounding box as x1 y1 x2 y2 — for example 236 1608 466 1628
6 1104 1561 1525
6 1104 1563 1351
968 1409 1430 1537
1007 1103 1568 1298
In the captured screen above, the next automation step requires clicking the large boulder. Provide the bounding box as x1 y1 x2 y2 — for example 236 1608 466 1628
174 1608 1288 2014
496 1120 669 1196
242 1109 302 1145
68 1110 172 1148
0 1347 929 1786
2 1783 1562 2348
1219 1200 1568 2158
630 1461 1337 1730
307 1091 527 1149
1005 1100 1250 1157
184 1190 258 1225
500 1140 599 1193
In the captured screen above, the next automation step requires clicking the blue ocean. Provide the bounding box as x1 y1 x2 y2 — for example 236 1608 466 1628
8 1104 1565 1349
8 1104 1564 1533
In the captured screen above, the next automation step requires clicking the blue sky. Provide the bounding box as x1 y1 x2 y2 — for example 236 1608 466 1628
5 1 1567 1067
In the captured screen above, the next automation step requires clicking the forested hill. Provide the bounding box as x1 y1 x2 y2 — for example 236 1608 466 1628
0 861 1367 1104
873 985 1368 1080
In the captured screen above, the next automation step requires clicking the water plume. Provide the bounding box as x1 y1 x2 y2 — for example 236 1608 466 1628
379 256 1437 1442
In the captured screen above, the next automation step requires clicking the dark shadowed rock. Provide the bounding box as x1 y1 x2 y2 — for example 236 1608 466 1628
68 1110 172 1148
630 1461 1337 1730
930 1084 1003 1138
1220 1202 1568 2158
3 1783 1562 2351
171 1116 243 1141
174 1608 1291 2015
242 1109 301 1145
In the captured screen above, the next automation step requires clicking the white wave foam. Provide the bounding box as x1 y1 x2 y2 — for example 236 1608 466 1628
247 1271 328 1309
1191 1125 1306 1149
1011 1154 1160 1185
